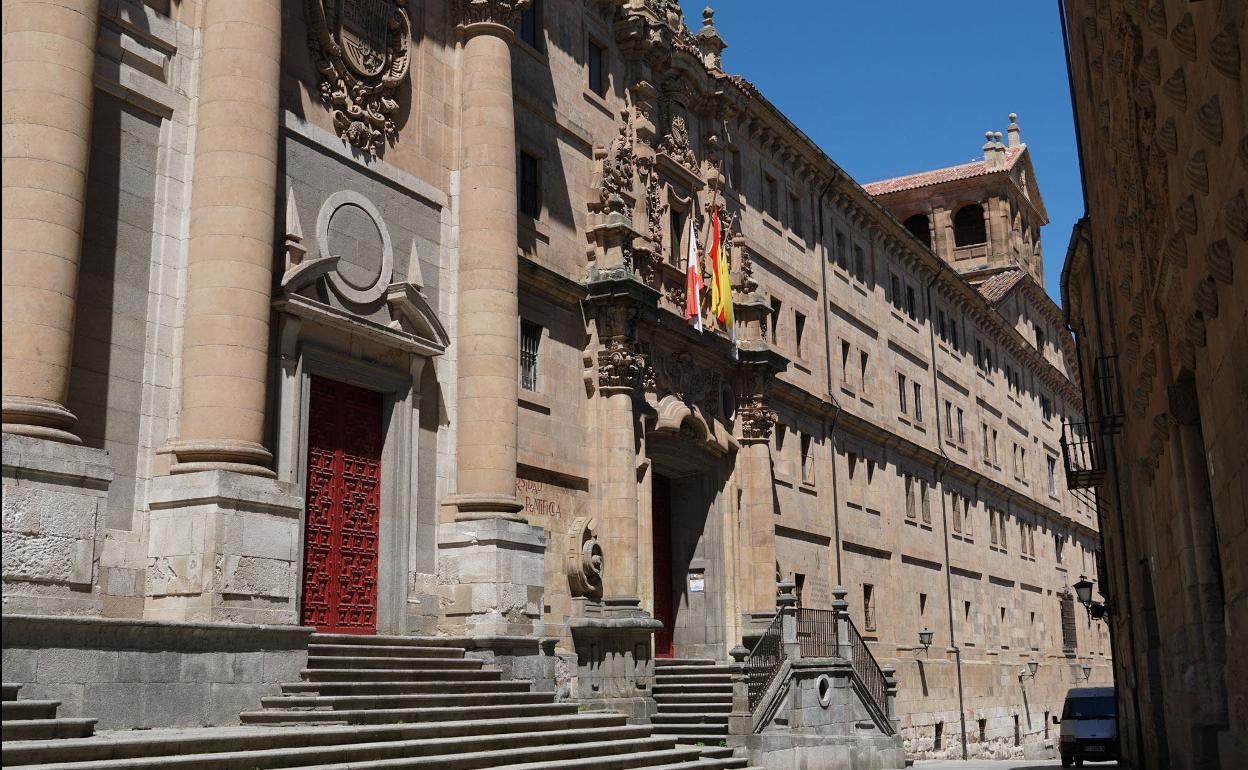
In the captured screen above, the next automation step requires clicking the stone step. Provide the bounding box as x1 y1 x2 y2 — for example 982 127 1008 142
306 656 483 670
654 659 718 668
7 726 662 770
300 668 502 682
468 745 709 770
651 713 729 726
654 732 731 747
3 683 22 702
651 701 732 714
261 691 552 710
309 634 474 648
1 719 96 741
280 680 533 696
2 701 61 721
652 692 732 704
1 714 630 766
308 644 467 659
653 723 729 737
651 673 732 683
241 701 579 726
653 683 732 695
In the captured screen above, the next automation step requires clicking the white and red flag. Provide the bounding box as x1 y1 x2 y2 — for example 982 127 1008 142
684 216 704 332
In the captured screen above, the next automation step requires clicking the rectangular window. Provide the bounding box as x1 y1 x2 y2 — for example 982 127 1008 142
841 340 851 384
905 475 916 519
1041 394 1053 422
1060 593 1078 650
520 320 541 391
835 231 848 269
951 492 962 533
1036 326 1046 352
518 0 542 51
794 311 807 359
587 39 606 96
774 423 786 453
1055 534 1064 564
890 274 903 310
990 508 999 546
913 382 923 423
999 511 1008 550
950 319 960 351
800 433 814 484
729 149 742 190
853 245 866 282
863 583 876 631
860 351 869 392
847 451 858 481
920 479 931 523
962 495 972 535
982 423 991 463
765 174 779 218
945 400 953 436
669 207 687 265
898 373 908 415
957 407 965 444
992 429 999 465
788 192 802 235
770 298 782 345
906 285 917 320
518 151 541 219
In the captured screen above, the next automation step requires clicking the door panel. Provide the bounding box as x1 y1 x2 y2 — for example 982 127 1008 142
300 376 382 634
652 474 674 658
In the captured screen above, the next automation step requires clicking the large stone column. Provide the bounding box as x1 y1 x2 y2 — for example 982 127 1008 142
438 1 548 645
168 0 283 476
449 1 528 519
1 0 101 443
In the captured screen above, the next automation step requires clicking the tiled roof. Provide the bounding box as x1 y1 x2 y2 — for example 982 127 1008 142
976 268 1028 305
863 146 1025 196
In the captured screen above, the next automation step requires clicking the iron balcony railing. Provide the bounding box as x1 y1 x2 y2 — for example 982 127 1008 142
845 615 888 718
1061 419 1106 489
796 607 839 658
745 612 783 711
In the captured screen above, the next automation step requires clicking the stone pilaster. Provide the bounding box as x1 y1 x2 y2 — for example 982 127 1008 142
736 346 784 620
1 0 102 443
169 0 283 476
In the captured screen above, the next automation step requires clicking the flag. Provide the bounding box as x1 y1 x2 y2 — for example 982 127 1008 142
684 216 704 331
709 208 735 344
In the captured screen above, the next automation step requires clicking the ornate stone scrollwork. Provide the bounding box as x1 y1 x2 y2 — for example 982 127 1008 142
598 337 646 392
738 394 777 444
600 108 637 218
566 517 604 600
456 0 531 29
660 115 697 171
306 0 413 157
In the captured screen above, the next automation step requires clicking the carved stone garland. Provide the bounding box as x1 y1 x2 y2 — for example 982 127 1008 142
306 0 413 156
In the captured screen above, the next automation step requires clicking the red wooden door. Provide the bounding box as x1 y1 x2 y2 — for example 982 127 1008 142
652 474 674 658
300 376 382 634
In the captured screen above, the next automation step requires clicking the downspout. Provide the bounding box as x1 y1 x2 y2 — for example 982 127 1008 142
1057 1 1147 766
925 267 969 760
815 178 845 584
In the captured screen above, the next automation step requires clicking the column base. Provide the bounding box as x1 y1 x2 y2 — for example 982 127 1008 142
437 517 546 638
2 433 113 616
146 470 302 625
569 596 661 722
2 396 81 444
165 439 276 478
445 492 526 522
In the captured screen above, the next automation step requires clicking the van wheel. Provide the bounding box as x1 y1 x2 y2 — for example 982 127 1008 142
1075 759 1084 768
1061 756 1073 768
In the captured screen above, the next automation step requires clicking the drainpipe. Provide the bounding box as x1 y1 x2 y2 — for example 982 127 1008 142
1057 2 1147 766
815 178 845 584
925 267 969 760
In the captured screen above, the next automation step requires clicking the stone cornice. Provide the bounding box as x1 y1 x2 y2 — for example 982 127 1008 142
456 0 530 32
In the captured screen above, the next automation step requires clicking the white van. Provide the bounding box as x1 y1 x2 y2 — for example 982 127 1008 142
1053 686 1118 767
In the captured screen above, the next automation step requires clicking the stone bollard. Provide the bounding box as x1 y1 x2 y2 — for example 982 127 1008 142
728 644 752 737
777 579 800 661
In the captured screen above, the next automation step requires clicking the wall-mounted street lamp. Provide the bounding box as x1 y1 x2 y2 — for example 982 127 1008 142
1074 574 1111 619
1018 659 1040 682
1080 662 1093 682
918 627 934 655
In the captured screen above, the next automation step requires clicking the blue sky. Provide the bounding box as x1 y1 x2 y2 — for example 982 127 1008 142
678 1 1083 303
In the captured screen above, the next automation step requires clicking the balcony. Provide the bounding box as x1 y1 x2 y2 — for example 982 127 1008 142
1093 355 1124 434
1061 420 1106 489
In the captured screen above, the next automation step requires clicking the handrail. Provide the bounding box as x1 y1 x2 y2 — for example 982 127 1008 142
845 615 888 718
796 607 838 657
745 612 783 711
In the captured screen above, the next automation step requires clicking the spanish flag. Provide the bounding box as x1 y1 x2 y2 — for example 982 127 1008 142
709 208 735 341
684 217 704 332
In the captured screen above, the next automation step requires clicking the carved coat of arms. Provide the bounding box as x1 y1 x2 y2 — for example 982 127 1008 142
307 0 412 156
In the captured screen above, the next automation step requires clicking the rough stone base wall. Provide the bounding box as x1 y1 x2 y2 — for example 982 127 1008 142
0 614 311 729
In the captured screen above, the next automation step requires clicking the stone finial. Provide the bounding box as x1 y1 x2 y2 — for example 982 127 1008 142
983 131 998 168
695 6 727 71
730 645 749 664
776 578 798 608
1007 112 1021 148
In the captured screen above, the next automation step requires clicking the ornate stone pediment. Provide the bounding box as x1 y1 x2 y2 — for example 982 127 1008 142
307 0 413 156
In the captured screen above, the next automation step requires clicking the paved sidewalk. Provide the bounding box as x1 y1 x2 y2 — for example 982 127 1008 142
912 761 1125 769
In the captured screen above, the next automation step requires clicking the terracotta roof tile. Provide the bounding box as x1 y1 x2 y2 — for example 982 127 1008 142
863 147 1025 196
976 268 1028 305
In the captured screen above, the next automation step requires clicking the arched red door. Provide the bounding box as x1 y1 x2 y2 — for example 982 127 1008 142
300 376 382 634
652 473 674 657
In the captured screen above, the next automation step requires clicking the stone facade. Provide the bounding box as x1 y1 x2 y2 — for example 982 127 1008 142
1060 1 1247 769
2 0 1105 760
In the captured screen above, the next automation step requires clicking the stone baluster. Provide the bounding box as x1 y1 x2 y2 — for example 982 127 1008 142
728 644 751 737
169 0 283 475
448 0 530 521
2 0 102 443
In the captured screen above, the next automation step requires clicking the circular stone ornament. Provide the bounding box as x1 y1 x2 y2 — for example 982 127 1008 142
317 190 394 305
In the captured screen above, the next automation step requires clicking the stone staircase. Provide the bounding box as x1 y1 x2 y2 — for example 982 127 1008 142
652 659 757 770
1 635 736 769
2 683 96 741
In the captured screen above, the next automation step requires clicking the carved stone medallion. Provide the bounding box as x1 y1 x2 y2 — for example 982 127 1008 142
307 0 413 156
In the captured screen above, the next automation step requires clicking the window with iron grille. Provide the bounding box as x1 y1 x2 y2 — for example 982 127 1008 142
863 583 876 631
520 320 541 392
1060 593 1078 651
518 151 541 219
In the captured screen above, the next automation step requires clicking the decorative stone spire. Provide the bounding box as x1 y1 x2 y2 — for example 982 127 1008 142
696 6 727 71
1007 112 1022 148
983 130 998 169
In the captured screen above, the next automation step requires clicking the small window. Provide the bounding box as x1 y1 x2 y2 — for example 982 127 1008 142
518 0 543 51
794 311 807 359
859 351 869 391
906 285 918 320
1035 326 1046 352
841 340 851 383
834 231 848 269
951 492 962 533
1041 394 1053 422
1047 456 1057 495
788 193 802 236
770 298 783 345
905 475 916 519
945 400 953 436
518 151 541 219
587 39 607 96
669 207 687 266
853 244 866 282
729 149 742 190
953 203 987 247
920 479 931 523
890 273 903 310
913 382 923 423
863 583 876 631
765 174 779 218
800 433 814 484
520 320 541 391
957 408 965 444
898 373 908 415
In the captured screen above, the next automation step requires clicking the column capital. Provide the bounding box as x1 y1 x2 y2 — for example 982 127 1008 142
456 0 530 36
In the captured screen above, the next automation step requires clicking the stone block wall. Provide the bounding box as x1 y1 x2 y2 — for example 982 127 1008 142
0 614 311 729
